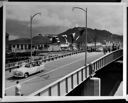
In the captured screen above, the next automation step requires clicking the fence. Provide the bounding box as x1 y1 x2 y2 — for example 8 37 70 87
29 49 123 96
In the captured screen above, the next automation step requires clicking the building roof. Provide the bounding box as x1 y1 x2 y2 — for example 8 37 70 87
8 38 31 44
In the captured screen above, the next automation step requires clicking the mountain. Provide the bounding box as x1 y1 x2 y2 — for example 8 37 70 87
56 27 123 44
8 27 123 45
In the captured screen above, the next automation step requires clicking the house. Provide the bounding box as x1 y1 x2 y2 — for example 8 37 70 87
7 34 51 53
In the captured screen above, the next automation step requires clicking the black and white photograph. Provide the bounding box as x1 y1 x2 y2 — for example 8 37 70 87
3 2 125 100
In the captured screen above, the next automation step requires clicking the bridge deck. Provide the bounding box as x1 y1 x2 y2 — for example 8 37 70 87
5 52 104 96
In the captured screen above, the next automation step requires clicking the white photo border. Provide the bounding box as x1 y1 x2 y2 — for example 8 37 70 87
2 2 127 102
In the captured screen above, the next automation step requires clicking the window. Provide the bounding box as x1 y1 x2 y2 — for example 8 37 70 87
21 44 23 50
13 45 15 48
17 44 19 49
25 44 27 49
28 44 31 49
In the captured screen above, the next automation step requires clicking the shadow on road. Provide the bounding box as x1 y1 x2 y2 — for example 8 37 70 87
6 76 24 82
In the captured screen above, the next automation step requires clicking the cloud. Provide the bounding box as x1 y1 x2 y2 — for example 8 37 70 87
6 3 123 39
72 5 123 34
6 19 30 38
6 5 73 27
9 35 20 40
6 19 69 39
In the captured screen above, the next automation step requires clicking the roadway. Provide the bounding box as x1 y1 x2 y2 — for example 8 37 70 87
5 52 104 96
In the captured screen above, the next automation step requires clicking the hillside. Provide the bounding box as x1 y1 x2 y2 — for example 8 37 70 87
56 27 123 44
8 27 123 45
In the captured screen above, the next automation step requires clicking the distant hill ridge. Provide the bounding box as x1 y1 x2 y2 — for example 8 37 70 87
57 27 123 44
8 27 123 44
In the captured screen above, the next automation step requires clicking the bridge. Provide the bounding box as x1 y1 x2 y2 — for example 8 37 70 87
5 49 123 96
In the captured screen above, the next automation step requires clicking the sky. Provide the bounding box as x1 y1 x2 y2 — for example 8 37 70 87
5 3 124 40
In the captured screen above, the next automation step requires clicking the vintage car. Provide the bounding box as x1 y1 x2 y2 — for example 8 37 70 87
12 61 45 78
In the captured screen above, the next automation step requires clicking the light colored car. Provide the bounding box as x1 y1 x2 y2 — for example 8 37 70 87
12 61 45 78
96 47 103 52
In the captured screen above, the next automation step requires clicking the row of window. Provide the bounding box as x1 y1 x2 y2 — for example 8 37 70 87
8 44 46 50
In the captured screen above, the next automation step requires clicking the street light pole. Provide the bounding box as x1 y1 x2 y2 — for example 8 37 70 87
30 12 41 61
72 7 87 66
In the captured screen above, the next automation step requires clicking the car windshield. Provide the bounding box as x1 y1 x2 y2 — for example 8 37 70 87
25 63 31 68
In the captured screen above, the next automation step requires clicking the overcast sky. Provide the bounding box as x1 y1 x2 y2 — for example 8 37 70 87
6 3 124 40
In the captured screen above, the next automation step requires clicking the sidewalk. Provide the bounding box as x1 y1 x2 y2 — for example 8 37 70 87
114 81 123 96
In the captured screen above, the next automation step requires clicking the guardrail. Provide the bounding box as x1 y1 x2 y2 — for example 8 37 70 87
5 59 31 71
29 49 123 96
5 50 83 71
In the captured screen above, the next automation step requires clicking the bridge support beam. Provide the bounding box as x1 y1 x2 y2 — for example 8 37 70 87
82 77 101 96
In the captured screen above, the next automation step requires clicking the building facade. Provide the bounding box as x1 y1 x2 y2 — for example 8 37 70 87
7 34 51 53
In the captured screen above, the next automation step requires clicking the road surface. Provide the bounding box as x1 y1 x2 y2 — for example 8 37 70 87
5 52 104 96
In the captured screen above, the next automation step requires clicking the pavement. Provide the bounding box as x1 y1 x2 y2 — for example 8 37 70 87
114 81 123 96
5 52 104 96
114 60 123 96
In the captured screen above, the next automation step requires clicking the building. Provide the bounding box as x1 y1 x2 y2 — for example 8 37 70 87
7 34 51 53
48 44 61 51
7 34 70 53
7 32 89 53
60 43 70 51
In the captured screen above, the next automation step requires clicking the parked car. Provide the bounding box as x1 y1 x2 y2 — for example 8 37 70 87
96 47 103 52
12 61 45 78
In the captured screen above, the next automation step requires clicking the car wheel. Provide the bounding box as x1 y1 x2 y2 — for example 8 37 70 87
24 73 29 78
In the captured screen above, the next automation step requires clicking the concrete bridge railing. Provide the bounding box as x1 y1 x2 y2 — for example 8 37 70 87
29 49 123 96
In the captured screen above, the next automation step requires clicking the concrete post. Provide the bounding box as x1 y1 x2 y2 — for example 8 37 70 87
82 77 100 96
27 44 29 50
